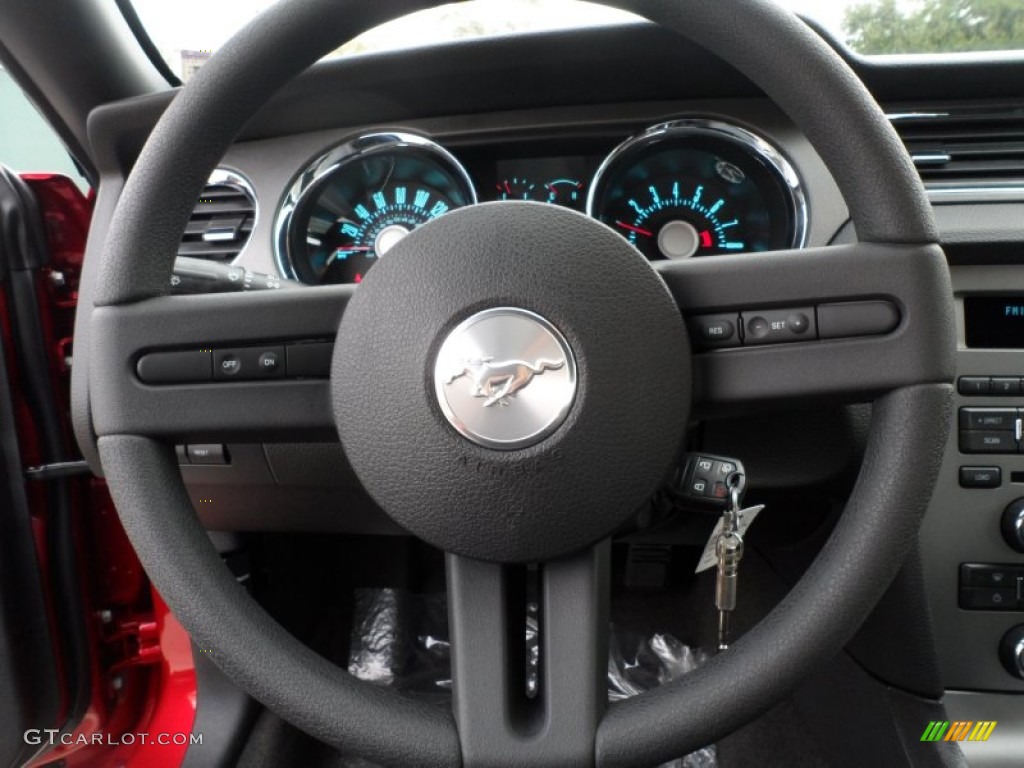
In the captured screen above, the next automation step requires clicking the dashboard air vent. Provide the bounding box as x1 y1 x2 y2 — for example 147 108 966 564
178 169 256 262
889 107 1024 186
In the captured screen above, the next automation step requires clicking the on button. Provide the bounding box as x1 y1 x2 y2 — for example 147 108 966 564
259 351 281 373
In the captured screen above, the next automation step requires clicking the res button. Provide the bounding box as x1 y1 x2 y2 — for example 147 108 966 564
688 314 740 349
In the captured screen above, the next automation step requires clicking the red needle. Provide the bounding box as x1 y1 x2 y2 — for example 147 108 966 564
616 221 653 237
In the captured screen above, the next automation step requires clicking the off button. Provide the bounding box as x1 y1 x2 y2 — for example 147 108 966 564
217 353 242 378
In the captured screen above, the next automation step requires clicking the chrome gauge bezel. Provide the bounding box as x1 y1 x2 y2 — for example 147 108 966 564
273 131 478 282
586 118 809 254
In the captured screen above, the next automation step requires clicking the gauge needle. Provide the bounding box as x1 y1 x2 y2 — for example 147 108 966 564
327 246 372 265
616 221 653 237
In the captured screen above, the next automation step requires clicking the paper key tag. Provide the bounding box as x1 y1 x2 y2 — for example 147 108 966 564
695 505 765 573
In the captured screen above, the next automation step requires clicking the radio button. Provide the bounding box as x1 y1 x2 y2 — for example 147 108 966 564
958 377 991 396
960 431 1017 454
960 408 1018 431
992 377 1022 395
959 466 1002 488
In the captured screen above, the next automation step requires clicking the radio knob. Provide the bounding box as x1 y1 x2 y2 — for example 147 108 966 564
1001 499 1024 553
999 625 1024 680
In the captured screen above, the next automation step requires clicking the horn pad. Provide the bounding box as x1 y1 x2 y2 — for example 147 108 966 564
332 202 690 562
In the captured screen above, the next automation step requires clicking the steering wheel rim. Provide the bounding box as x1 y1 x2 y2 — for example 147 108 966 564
85 1 955 766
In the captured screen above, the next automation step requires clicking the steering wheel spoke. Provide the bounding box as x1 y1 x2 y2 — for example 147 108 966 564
655 242 955 412
89 286 350 441
447 543 610 767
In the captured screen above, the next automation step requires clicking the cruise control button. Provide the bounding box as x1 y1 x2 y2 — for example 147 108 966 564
746 316 770 340
959 466 1002 488
960 431 1017 454
217 353 242 378
742 307 816 345
787 312 811 335
688 314 740 349
258 351 281 373
214 346 286 380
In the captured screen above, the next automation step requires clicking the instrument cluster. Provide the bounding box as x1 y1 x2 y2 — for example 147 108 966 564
274 119 808 285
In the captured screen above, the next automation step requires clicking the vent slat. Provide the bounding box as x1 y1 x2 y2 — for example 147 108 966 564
178 174 256 262
177 242 242 259
890 109 1024 185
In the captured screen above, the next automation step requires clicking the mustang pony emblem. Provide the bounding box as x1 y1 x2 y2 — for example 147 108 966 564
446 357 565 407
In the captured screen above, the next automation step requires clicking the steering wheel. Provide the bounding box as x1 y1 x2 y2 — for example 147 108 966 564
83 0 956 765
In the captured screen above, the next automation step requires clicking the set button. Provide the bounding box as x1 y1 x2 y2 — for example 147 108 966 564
743 309 814 345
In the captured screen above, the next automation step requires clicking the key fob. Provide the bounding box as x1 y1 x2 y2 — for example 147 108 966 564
669 453 745 512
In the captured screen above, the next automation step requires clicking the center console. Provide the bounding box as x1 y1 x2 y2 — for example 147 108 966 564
920 268 1024 696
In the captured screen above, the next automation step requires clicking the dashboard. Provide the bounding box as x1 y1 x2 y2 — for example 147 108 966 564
191 101 849 293
270 119 807 285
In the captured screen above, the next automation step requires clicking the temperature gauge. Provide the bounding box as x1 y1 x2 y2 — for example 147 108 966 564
497 177 545 201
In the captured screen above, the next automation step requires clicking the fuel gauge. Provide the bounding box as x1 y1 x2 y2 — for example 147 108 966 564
544 178 585 209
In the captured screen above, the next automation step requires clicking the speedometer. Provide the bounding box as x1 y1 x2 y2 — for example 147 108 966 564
276 133 476 285
588 120 806 260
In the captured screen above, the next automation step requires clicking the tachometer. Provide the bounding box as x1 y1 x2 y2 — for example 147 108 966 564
588 120 806 261
276 133 476 285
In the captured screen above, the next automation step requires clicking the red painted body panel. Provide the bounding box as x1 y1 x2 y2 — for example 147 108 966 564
11 175 197 768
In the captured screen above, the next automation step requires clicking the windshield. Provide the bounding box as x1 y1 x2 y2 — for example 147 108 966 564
129 0 1024 82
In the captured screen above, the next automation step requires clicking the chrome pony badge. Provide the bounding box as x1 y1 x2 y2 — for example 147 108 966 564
434 308 577 450
445 357 565 408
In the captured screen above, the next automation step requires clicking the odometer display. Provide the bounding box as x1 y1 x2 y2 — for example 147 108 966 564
278 134 476 285
589 121 806 261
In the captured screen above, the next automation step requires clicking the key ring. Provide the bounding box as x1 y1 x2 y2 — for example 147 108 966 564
725 472 745 533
